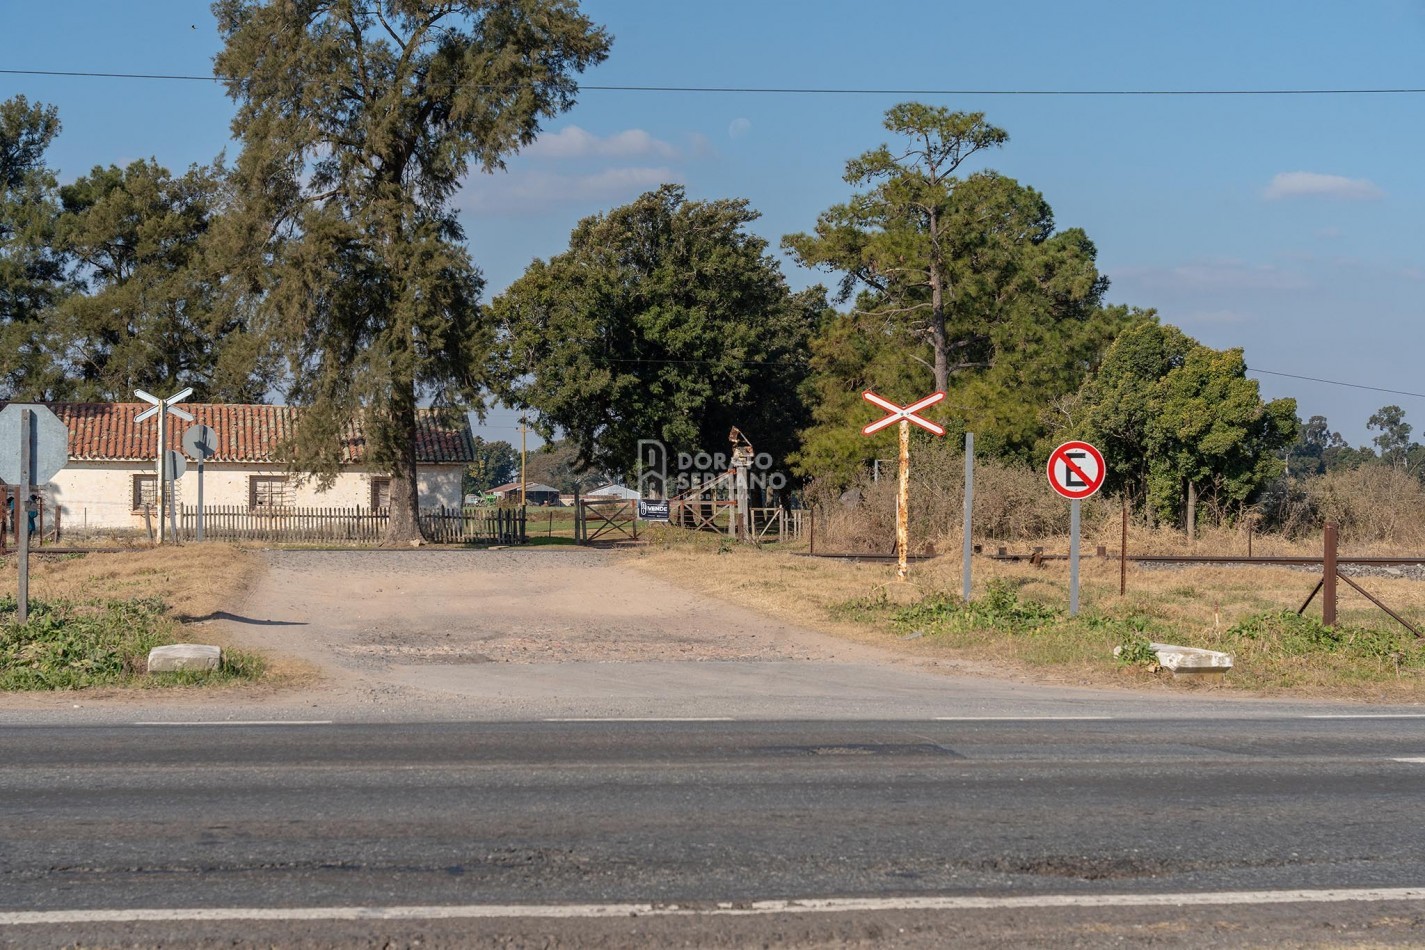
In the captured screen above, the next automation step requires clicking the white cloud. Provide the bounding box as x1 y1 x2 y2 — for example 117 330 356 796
459 166 682 214
523 126 678 161
1263 171 1384 201
728 117 752 140
1115 259 1311 293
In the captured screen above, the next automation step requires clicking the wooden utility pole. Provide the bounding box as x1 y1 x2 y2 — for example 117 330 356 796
520 418 527 507
896 419 910 579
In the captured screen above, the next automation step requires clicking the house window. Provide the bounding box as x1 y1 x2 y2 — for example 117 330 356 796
132 475 157 511
249 475 291 510
370 477 392 510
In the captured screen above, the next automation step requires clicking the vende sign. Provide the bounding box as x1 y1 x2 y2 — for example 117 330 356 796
1047 440 1106 500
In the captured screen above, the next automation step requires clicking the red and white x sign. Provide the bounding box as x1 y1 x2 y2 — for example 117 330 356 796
861 390 947 437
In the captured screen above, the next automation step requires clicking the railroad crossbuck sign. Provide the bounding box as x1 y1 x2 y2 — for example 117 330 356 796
861 390 947 436
860 390 948 579
1047 440 1106 500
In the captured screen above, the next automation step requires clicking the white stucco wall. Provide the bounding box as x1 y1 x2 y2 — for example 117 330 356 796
45 461 466 530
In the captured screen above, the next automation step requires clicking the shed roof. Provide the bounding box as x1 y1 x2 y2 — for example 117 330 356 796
16 403 476 464
491 481 560 494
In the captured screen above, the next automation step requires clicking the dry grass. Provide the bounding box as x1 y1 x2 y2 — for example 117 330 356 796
2 542 264 620
628 529 1425 701
0 542 293 690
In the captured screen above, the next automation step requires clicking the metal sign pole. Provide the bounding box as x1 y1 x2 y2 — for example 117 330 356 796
962 432 974 601
897 418 910 580
1069 497 1081 617
166 452 181 543
197 456 205 542
17 408 31 624
156 407 167 545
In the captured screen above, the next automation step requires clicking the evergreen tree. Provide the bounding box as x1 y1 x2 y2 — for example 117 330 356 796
213 0 610 541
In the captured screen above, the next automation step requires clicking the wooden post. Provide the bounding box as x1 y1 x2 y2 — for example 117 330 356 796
897 418 910 580
1120 496 1128 597
1323 522 1338 627
809 507 815 555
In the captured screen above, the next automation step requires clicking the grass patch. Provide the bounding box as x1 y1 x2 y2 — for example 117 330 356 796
632 538 1425 698
0 543 270 692
0 595 264 691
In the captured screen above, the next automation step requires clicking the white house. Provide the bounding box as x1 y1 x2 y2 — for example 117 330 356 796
28 403 475 532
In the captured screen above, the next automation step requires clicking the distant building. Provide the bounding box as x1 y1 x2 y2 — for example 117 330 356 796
585 483 640 501
21 402 475 530
490 481 562 506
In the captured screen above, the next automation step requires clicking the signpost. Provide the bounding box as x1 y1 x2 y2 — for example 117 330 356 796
135 387 193 544
0 404 70 623
861 390 947 580
182 424 217 541
1047 440 1106 616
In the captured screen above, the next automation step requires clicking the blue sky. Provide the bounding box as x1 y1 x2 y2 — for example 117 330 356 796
2 0 1422 451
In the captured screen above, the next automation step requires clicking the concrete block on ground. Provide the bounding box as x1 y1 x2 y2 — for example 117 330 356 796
1150 643 1233 679
148 643 222 673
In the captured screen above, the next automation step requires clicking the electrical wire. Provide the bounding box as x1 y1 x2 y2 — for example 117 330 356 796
1245 367 1425 401
2 68 1423 97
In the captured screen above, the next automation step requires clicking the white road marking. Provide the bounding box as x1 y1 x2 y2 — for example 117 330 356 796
1392 758 1425 763
934 716 1112 721
1306 714 1425 719
4 889 1425 925
544 717 735 722
132 721 334 727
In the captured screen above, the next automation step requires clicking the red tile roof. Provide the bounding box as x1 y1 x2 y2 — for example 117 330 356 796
15 403 475 464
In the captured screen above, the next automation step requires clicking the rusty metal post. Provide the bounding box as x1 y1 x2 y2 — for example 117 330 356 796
1323 522 1338 627
896 419 910 580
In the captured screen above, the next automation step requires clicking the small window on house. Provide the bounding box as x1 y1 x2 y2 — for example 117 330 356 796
249 475 291 510
132 474 158 511
370 477 392 510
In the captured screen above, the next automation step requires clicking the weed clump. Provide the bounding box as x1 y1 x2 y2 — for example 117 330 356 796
0 596 264 691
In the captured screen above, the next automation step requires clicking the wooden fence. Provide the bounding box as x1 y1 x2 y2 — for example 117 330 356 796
178 505 526 544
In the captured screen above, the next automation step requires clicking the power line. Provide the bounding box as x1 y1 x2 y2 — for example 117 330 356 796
1246 367 1425 401
2 68 1424 97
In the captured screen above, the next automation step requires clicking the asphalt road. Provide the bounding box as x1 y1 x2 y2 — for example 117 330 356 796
4 716 1425 946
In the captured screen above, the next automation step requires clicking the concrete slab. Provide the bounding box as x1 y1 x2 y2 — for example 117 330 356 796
1150 643 1233 679
148 644 222 673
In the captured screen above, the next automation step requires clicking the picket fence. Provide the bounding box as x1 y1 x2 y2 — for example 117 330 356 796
177 505 526 544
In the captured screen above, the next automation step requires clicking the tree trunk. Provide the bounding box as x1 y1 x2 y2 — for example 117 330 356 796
929 242 949 394
383 378 425 545
1185 479 1197 542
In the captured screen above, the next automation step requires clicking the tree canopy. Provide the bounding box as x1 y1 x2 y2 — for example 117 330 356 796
0 96 70 398
784 102 1132 478
494 184 823 482
1075 320 1298 530
213 0 610 540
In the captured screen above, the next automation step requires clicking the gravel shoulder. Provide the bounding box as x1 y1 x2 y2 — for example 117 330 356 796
3 546 1412 723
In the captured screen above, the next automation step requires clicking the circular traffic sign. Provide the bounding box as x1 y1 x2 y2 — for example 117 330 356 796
0 404 70 485
182 423 218 460
1047 440 1106 500
163 450 187 481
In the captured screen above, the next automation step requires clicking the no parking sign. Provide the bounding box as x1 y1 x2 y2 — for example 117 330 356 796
1046 440 1106 617
1047 441 1105 500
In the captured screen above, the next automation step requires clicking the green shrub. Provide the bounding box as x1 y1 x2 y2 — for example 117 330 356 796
0 596 263 691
